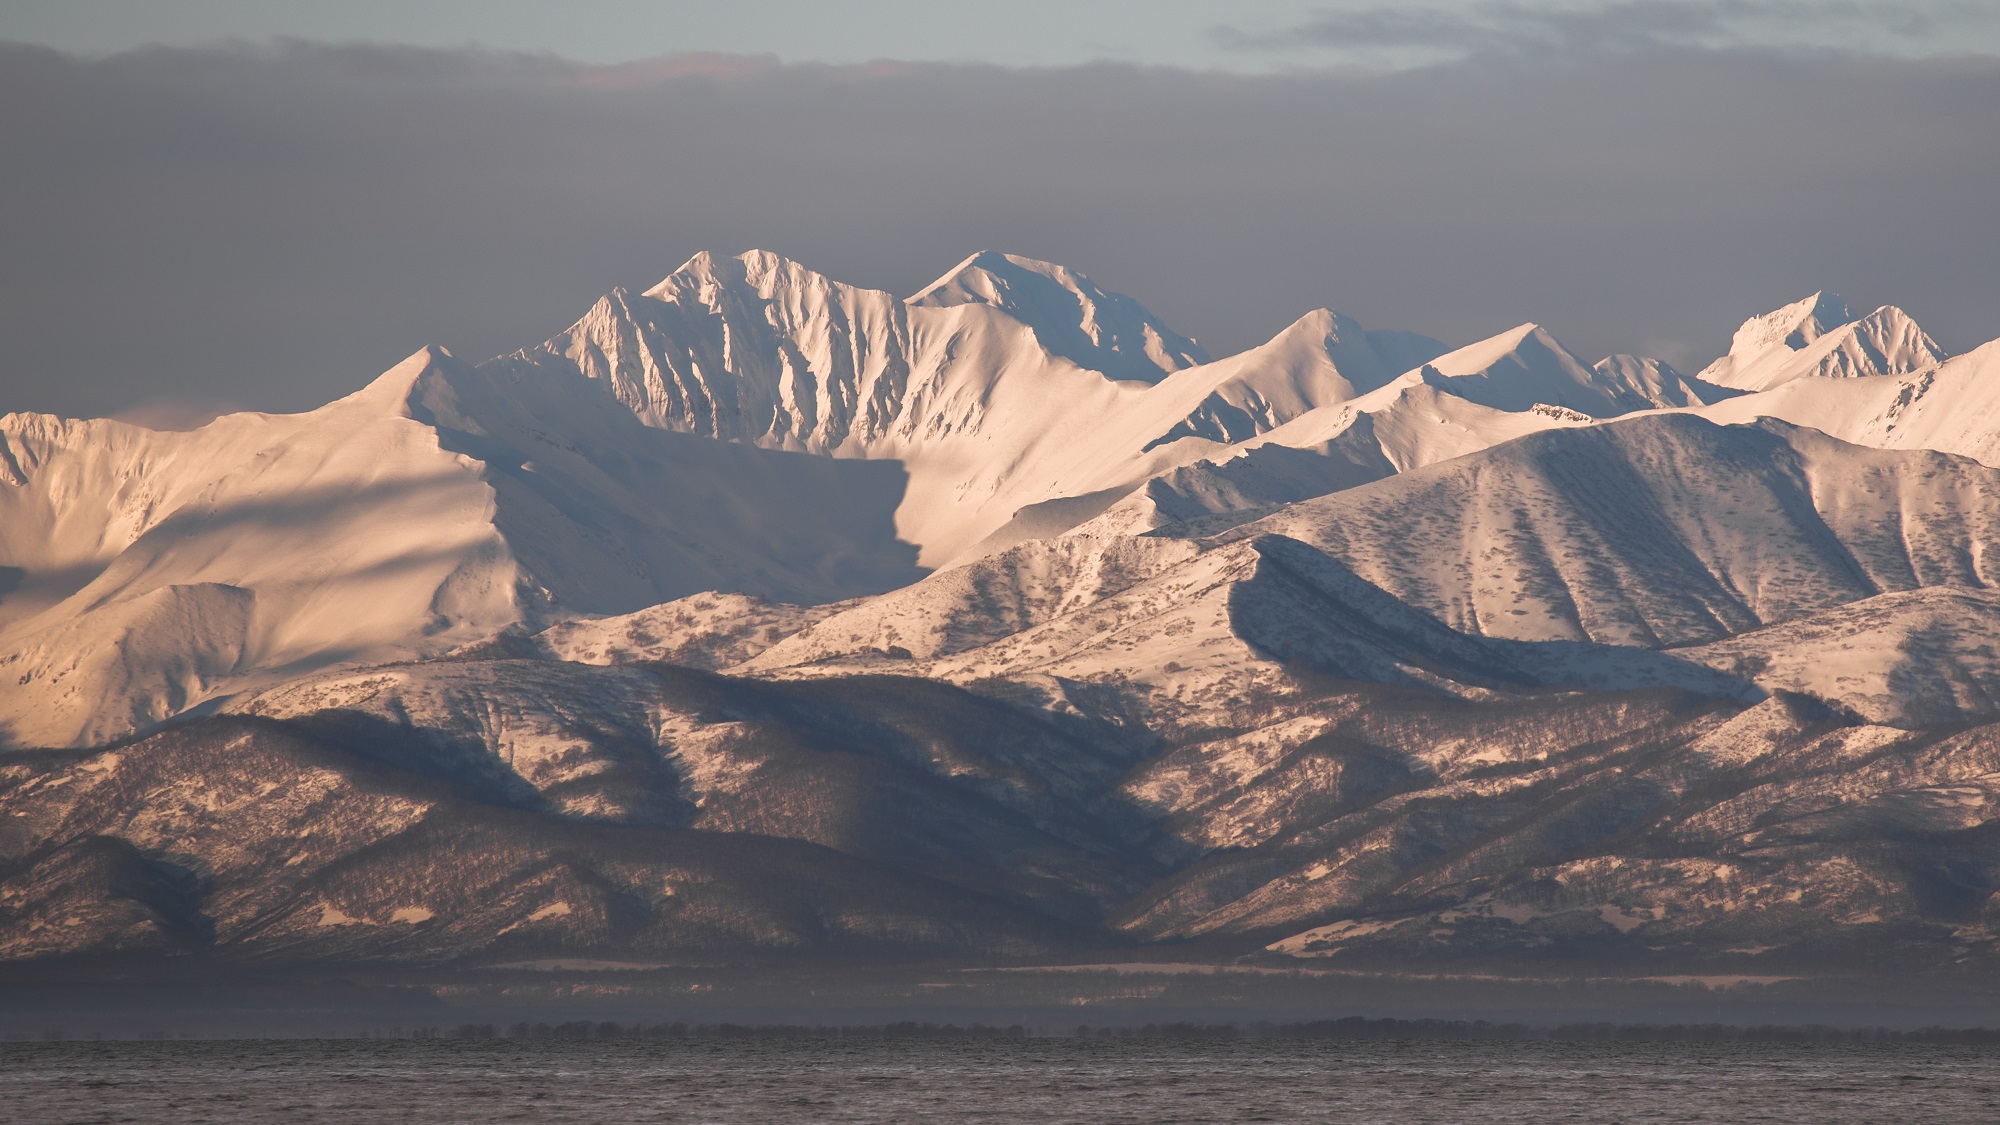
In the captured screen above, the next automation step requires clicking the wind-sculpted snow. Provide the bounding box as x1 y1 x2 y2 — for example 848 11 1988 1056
0 583 255 748
0 345 927 747
482 251 1451 566
714 413 2000 760
0 354 525 747
453 401 2000 741
404 348 924 611
962 372 1595 559
11 257 2000 975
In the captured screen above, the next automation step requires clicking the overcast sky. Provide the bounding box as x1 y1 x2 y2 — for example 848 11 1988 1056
12 1 2000 69
1 3 1996 419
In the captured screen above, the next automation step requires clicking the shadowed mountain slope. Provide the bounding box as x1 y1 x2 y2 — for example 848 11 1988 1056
8 260 2000 978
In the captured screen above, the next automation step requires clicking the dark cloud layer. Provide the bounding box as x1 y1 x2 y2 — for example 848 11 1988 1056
1214 1 2000 60
1 41 1996 418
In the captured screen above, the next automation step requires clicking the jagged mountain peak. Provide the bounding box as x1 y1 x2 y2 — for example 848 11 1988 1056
643 247 880 305
1729 290 1856 355
1699 293 1945 391
1695 332 2000 465
22 259 2000 978
909 249 1208 383
18 254 2000 977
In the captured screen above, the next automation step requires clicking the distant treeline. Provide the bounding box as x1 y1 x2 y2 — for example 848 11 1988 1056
18 1017 2000 1044
1261 1019 2000 1044
372 1018 2000 1044
461 1021 1035 1040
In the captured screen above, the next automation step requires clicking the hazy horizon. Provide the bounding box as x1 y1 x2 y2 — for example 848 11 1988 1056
0 20 1996 419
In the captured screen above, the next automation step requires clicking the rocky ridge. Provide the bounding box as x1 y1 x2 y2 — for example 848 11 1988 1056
4 256 2000 975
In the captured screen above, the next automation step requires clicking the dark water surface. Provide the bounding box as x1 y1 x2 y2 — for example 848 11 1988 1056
4 1036 1997 1123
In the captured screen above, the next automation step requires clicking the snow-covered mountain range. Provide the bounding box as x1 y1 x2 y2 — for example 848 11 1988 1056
5 249 2000 975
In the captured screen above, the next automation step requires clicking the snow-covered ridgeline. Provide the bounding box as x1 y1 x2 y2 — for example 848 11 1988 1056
0 249 1993 750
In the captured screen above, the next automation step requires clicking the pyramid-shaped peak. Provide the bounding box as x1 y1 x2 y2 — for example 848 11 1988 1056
908 250 1163 322
1499 322 1556 347
1266 308 1435 372
1199 308 1375 374
1215 307 1414 397
337 344 466 414
908 250 1208 383
1266 307 1367 342
1428 323 1577 378
1413 323 1650 417
370 343 461 383
1730 291 1857 355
